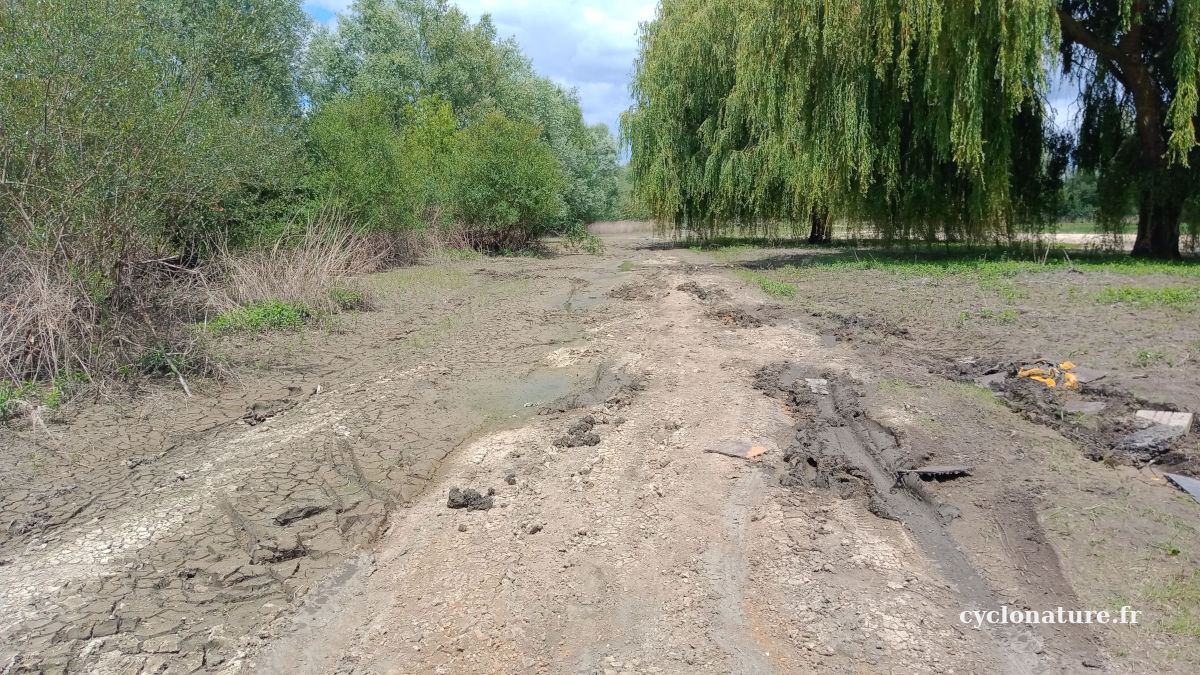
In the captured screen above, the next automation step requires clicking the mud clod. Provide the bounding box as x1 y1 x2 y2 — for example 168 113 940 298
608 281 664 301
543 362 641 413
273 504 329 527
706 305 764 328
675 281 729 301
555 417 601 448
1115 424 1184 460
447 488 493 511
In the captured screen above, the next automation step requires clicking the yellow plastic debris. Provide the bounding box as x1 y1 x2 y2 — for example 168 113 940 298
1017 360 1083 389
1062 372 1079 390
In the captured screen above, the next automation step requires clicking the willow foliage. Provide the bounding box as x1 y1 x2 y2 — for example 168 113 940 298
625 0 1200 248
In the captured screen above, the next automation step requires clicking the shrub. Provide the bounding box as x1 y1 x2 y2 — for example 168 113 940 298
308 94 457 231
330 287 366 311
209 301 310 334
451 112 567 248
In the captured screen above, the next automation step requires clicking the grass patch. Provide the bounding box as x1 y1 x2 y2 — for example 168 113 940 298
691 243 755 264
1053 221 1137 234
1 370 88 417
386 266 469 293
330 287 366 311
1133 349 1168 367
725 244 1200 279
618 260 635 272
0 379 36 418
1097 286 1200 309
208 300 309 335
734 270 797 298
1143 570 1200 637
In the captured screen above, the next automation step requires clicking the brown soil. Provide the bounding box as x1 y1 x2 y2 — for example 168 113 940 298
1 224 1197 673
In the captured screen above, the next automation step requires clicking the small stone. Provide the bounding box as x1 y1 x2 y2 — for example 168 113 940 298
505 473 517 485
458 524 467 532
528 523 544 535
805 378 830 395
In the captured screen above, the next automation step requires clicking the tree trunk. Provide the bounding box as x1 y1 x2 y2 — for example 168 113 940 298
1131 189 1182 259
1057 7 1183 259
808 209 830 244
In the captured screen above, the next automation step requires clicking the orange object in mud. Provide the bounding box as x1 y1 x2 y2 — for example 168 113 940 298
1029 375 1057 387
1059 361 1076 370
1018 367 1050 378
1063 372 1079 390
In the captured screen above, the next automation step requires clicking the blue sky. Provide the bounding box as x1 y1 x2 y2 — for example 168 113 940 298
301 1 656 136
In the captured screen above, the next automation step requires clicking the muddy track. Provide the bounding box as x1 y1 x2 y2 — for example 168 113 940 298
757 367 1092 672
0 229 1154 673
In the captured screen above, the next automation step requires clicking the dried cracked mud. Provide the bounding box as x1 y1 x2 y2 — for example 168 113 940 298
2 224 1196 673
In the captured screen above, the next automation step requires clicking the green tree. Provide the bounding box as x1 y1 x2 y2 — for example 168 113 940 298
1060 1 1200 257
624 0 1200 257
451 112 566 247
302 0 621 227
307 93 456 230
0 0 308 286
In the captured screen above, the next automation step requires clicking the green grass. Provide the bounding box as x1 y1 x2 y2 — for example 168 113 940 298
734 269 797 298
208 300 309 334
1143 570 1200 637
690 241 1200 279
691 243 756 264
1 371 87 416
1097 286 1200 309
797 248 1200 278
1134 349 1168 367
330 287 366 311
0 379 36 417
618 260 635 272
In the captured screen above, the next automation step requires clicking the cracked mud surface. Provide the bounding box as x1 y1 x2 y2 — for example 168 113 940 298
2 224 1196 673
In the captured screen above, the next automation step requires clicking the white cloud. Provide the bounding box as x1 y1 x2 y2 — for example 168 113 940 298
453 0 656 132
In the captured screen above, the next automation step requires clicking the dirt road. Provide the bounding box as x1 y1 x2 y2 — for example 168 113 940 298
2 226 1196 673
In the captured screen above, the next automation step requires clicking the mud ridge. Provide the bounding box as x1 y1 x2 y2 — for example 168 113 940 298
756 364 1075 673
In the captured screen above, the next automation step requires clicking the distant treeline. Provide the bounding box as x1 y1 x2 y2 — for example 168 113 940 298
0 0 631 265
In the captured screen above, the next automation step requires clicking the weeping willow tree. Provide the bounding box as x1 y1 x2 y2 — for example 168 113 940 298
624 0 1200 258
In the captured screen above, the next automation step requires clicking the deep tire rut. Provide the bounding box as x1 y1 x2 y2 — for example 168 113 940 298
759 366 1048 673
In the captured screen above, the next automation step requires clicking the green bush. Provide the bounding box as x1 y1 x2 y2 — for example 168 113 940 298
330 287 366 311
209 301 310 334
451 112 567 248
308 94 457 231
